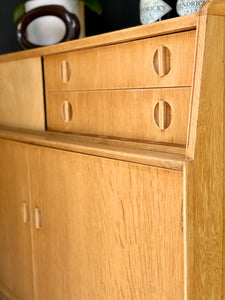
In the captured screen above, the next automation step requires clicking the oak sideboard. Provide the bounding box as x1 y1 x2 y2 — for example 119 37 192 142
0 0 224 299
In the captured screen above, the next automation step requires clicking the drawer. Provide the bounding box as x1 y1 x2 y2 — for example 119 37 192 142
46 87 191 145
44 30 196 92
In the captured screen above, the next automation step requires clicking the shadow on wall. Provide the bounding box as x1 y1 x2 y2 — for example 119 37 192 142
0 0 140 55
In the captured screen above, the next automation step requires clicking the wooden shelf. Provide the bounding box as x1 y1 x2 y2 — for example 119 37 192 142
0 126 186 171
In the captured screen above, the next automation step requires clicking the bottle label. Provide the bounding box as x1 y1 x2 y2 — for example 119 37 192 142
140 0 172 24
176 0 206 16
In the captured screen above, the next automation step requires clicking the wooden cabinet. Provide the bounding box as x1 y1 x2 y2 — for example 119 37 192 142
0 1 225 299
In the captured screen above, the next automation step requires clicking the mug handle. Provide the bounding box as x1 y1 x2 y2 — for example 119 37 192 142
16 5 80 49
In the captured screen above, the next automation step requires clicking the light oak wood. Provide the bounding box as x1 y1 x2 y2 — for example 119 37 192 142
184 12 225 300
60 60 71 83
186 14 207 158
158 45 169 76
200 0 225 16
0 14 197 63
0 126 186 171
34 208 42 229
0 139 35 300
0 283 19 300
46 88 191 145
22 202 29 224
0 58 45 130
0 126 186 154
61 100 73 123
0 2 225 299
158 100 169 130
44 30 196 91
187 12 225 158
0 290 10 300
28 145 184 300
153 45 171 77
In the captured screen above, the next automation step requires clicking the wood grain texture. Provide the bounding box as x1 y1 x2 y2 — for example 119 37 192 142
157 45 170 77
0 283 20 300
0 126 186 171
0 139 35 300
186 14 224 159
223 12 225 300
0 58 45 130
0 126 186 155
44 30 196 91
28 145 184 300
46 88 191 145
200 0 225 16
186 15 207 158
0 14 197 63
184 14 224 300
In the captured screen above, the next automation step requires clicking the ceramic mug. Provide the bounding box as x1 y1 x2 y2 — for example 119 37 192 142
20 0 84 47
16 5 80 49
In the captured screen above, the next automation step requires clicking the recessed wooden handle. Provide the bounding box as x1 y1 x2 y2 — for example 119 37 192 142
34 207 42 229
154 100 172 131
60 60 71 83
21 202 29 223
153 45 171 77
62 100 73 122
159 100 167 130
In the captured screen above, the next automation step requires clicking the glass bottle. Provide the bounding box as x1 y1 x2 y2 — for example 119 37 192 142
140 0 178 25
176 0 206 16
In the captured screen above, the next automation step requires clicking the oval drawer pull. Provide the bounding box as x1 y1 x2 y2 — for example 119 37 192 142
60 60 71 83
21 202 29 223
62 100 73 122
153 45 171 77
34 207 42 229
154 100 172 130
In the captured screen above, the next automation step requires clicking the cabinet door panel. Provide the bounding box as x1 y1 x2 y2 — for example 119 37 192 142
0 58 45 130
0 140 34 300
29 146 184 300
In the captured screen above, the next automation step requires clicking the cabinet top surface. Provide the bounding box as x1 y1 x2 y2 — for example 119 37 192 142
0 14 197 63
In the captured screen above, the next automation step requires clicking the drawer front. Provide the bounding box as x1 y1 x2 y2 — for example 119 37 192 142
46 87 191 145
44 30 196 92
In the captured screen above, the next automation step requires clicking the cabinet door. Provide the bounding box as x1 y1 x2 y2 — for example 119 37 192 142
0 139 34 300
0 58 45 130
29 146 184 300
